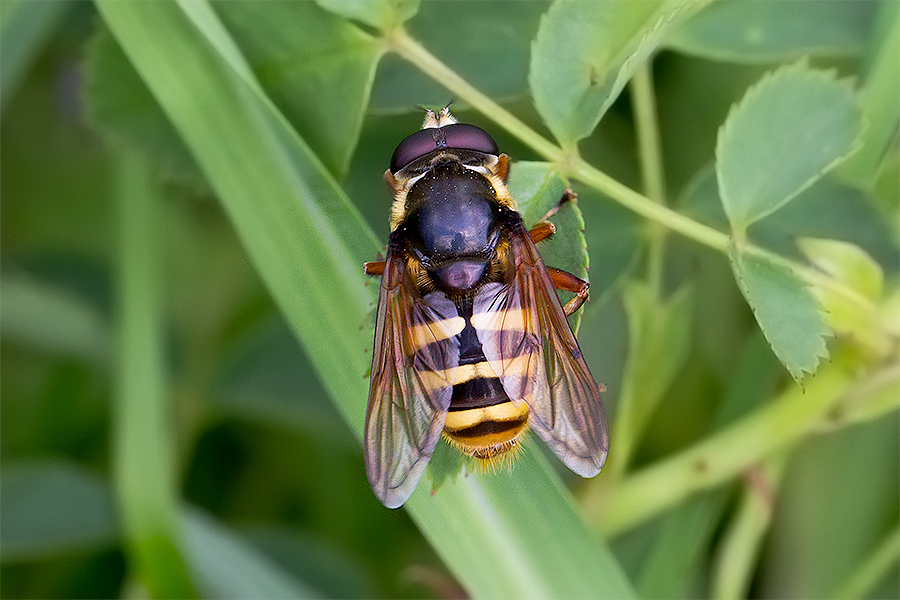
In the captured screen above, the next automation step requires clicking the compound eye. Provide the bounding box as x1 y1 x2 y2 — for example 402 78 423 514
442 124 499 157
390 128 442 173
390 123 500 172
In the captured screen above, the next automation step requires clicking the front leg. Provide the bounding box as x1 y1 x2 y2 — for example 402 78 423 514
547 267 590 317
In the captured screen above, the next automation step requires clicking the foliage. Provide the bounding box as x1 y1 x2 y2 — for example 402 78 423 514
1 0 898 598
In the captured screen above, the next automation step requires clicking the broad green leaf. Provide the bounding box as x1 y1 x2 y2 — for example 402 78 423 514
113 151 196 598
426 437 465 495
716 62 862 232
184 510 321 599
0 461 118 561
85 26 205 187
315 0 418 30
729 247 829 381
530 0 699 146
412 442 634 599
95 2 633 597
0 0 67 113
0 272 110 363
508 160 569 225
214 2 383 177
370 1 548 111
666 0 877 64
614 282 693 468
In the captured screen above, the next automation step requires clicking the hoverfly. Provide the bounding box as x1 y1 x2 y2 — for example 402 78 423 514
364 107 608 508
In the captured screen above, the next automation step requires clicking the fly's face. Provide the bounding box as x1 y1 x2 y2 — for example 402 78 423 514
363 108 608 509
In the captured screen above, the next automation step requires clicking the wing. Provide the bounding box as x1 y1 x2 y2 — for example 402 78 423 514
472 225 608 476
365 248 462 508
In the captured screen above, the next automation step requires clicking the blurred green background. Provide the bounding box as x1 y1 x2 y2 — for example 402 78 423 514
1 1 898 598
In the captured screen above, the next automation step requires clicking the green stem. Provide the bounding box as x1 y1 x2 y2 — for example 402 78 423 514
630 64 667 205
388 28 563 162
595 364 853 537
711 455 787 600
630 62 668 297
114 151 196 598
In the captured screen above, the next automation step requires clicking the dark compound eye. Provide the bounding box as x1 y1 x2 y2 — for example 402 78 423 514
390 123 499 172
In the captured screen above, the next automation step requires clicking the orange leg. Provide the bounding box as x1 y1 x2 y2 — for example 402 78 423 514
363 261 385 276
528 222 556 244
548 267 590 316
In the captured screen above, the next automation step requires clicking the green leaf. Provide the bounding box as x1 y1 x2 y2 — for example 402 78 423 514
508 160 569 226
529 0 697 146
614 282 693 468
716 62 862 232
666 0 877 64
427 438 464 495
214 1 383 177
84 26 205 187
95 2 633 597
315 0 418 30
729 247 830 381
0 0 67 113
411 442 634 599
0 272 110 363
184 510 321 599
0 461 118 562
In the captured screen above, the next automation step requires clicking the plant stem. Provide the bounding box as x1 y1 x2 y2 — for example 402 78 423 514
114 150 197 598
630 62 668 298
711 455 787 600
595 364 852 537
631 64 667 205
388 28 562 163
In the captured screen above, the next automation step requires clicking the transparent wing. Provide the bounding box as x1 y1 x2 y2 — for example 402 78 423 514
365 249 461 508
473 226 608 476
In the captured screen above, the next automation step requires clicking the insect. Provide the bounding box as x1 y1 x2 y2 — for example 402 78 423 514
364 107 608 508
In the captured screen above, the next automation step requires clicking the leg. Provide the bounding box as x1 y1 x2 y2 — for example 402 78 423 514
364 261 385 276
548 267 590 316
528 188 577 245
528 222 556 244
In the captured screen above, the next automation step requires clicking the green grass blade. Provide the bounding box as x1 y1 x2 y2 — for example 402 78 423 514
114 150 196 598
95 1 634 597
